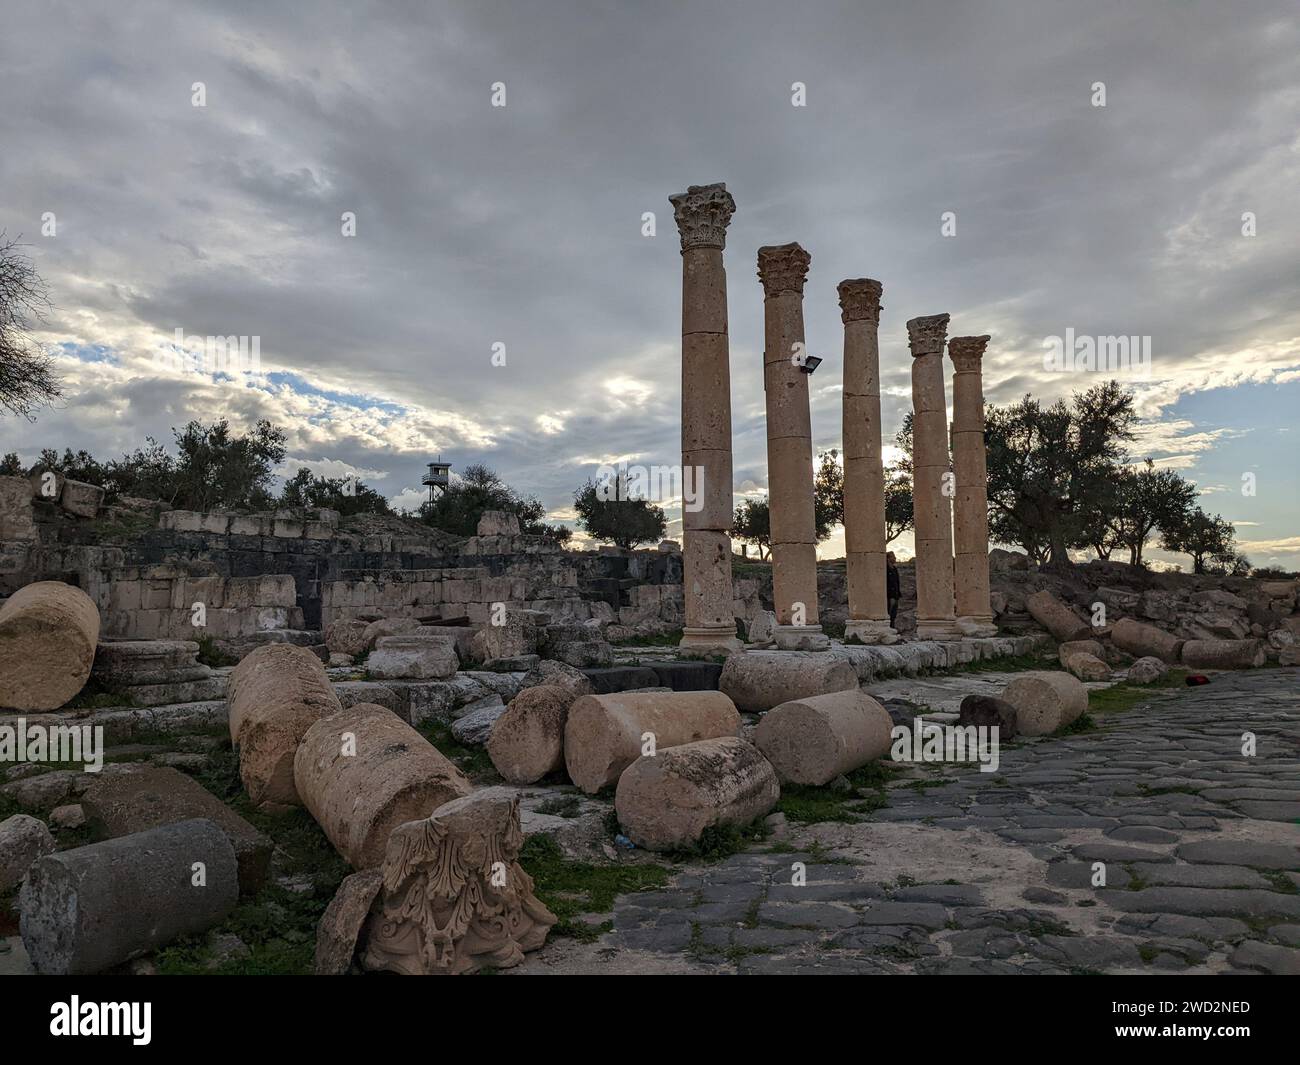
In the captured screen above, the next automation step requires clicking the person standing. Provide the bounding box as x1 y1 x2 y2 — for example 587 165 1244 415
886 551 901 629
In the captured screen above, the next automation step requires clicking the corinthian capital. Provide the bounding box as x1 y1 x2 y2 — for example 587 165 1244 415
906 314 950 356
837 278 883 324
756 243 811 297
669 183 736 252
948 334 991 372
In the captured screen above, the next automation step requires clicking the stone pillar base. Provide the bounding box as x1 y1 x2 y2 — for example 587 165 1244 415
843 619 900 645
679 627 743 658
956 616 998 639
914 619 964 642
773 625 829 652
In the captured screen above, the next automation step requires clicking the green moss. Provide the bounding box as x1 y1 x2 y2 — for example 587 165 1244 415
518 834 671 941
1087 670 1188 715
778 761 900 824
666 817 770 862
608 629 684 647
195 634 238 668
415 720 497 778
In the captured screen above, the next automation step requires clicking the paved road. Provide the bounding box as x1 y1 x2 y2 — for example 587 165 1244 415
527 668 1300 974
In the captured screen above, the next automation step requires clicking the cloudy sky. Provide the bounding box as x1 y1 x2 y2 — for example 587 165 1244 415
2 0 1297 568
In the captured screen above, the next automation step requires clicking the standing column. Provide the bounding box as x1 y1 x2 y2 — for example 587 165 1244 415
671 183 741 654
949 335 997 637
839 279 897 644
758 243 827 652
907 314 961 641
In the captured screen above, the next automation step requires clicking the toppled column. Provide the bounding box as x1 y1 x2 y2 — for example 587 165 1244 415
1025 589 1091 643
1181 639 1265 670
719 650 857 712
758 242 826 651
948 335 997 637
0 581 100 711
839 279 897 644
615 737 780 851
755 689 893 785
563 690 740 794
1111 617 1184 663
671 183 742 655
361 790 556 974
1000 671 1087 736
907 314 961 640
226 643 341 809
487 684 580 784
20 818 238 974
294 703 471 869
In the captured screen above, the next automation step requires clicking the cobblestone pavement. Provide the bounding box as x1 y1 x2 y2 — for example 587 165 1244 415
519 668 1300 975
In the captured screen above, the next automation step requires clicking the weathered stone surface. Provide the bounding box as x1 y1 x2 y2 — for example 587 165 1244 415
615 736 780 851
80 765 271 894
1180 638 1265 670
957 694 1018 738
19 818 238 974
477 510 522 537
1126 656 1169 684
1025 590 1090 643
564 690 741 794
1230 940 1300 975
0 813 54 891
294 702 471 869
226 643 341 808
1000 670 1087 736
1058 638 1105 664
361 789 555 974
0 475 36 540
314 868 382 975
324 618 370 657
755 690 892 785
469 609 544 662
719 650 858 712
367 632 459 680
1175 840 1299 870
520 659 594 699
59 479 104 518
359 616 421 653
1111 617 1184 663
0 581 101 711
449 698 507 744
487 685 577 785
1064 651 1110 681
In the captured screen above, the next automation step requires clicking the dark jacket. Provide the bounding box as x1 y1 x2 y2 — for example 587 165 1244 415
886 563 901 600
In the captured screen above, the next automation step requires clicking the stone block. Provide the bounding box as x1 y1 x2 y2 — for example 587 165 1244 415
58 479 105 519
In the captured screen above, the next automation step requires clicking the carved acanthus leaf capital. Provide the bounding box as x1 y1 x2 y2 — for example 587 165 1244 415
906 314 951 356
837 278 883 324
948 334 991 372
669 183 736 251
757 243 811 297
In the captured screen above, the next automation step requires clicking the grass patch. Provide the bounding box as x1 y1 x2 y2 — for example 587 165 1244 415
149 744 351 974
777 761 901 824
1087 670 1188 715
935 653 1059 677
535 795 582 819
518 834 670 941
62 680 135 711
195 634 238 668
415 719 497 778
666 817 770 862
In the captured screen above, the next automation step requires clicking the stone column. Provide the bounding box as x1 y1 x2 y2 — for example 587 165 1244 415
758 243 827 652
671 184 742 654
949 335 997 636
907 314 961 641
839 279 898 644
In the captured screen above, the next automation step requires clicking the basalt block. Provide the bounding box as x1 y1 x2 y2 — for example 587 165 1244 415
19 818 238 975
